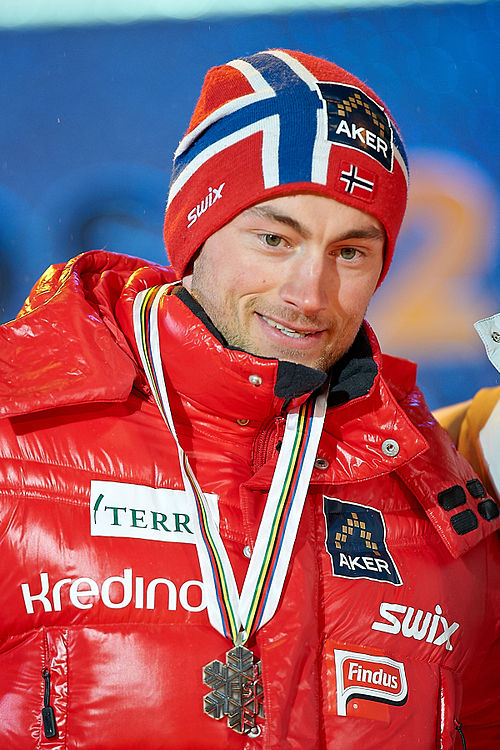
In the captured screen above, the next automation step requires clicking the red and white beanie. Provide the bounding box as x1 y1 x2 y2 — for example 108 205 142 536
164 49 409 283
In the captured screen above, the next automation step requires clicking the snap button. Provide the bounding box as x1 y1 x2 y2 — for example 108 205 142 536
248 725 262 738
237 418 250 426
314 457 329 470
243 545 252 558
381 439 400 457
248 375 262 386
491 331 500 343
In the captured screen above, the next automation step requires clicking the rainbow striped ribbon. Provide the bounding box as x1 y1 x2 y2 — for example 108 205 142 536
133 285 328 645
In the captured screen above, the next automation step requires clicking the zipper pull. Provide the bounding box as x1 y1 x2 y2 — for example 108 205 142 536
41 668 57 739
454 718 467 750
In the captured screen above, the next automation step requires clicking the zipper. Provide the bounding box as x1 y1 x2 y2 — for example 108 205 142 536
454 719 466 750
252 414 285 470
41 668 57 739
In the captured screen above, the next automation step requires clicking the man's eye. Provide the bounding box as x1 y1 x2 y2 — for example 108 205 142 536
340 247 358 260
264 234 283 247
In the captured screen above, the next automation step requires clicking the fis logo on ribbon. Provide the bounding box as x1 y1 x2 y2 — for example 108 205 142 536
317 82 394 172
323 497 402 586
332 647 408 720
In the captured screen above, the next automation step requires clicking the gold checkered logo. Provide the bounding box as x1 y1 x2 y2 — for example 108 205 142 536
324 497 402 585
334 512 381 556
317 82 394 172
334 91 387 140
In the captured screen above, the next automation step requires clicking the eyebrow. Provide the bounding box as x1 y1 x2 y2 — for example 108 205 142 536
245 206 313 239
334 226 386 243
245 205 385 243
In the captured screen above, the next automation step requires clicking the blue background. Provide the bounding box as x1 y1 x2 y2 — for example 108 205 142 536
1 2 499 407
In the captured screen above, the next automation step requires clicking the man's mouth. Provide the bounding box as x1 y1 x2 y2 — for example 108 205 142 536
260 315 315 339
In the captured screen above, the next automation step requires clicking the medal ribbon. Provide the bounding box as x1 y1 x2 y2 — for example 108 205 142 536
133 285 328 645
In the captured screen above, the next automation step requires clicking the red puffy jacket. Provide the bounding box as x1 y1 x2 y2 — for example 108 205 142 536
0 251 499 750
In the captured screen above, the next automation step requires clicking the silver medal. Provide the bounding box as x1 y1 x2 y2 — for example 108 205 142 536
203 646 264 734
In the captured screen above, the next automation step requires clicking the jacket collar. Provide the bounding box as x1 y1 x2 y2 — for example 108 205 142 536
118 279 429 483
176 285 330 401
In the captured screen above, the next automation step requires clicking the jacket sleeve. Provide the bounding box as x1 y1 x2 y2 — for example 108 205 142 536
435 387 500 501
433 400 471 448
455 531 500 749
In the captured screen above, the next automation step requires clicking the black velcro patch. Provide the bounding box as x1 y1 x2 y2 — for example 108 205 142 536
477 499 500 521
438 485 466 511
466 479 486 499
450 509 479 535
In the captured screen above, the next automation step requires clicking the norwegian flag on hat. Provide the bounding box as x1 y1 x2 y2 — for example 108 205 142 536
337 161 377 203
164 49 408 283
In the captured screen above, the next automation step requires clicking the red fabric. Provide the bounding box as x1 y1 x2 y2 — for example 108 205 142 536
0 251 499 749
187 64 256 132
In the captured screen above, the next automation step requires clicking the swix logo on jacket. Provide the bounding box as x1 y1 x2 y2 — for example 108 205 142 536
332 646 407 719
323 497 402 585
20 569 206 614
372 601 460 651
90 480 219 543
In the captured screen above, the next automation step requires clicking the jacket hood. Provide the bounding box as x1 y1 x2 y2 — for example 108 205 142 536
0 251 175 418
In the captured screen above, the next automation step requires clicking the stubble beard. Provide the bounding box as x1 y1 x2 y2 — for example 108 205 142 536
188 262 365 373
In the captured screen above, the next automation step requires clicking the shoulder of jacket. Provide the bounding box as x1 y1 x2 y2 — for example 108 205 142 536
395 409 500 558
372 354 500 557
0 250 175 419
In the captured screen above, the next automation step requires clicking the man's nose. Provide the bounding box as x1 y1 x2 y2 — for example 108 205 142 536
278 255 330 316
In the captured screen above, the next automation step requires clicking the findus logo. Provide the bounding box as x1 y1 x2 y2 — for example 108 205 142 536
90 480 219 544
323 497 402 586
187 182 225 228
20 569 206 614
333 648 407 717
372 602 460 651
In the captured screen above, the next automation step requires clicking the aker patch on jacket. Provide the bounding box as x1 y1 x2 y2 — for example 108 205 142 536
323 497 402 586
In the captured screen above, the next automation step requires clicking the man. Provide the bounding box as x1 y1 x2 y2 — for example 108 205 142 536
0 49 498 749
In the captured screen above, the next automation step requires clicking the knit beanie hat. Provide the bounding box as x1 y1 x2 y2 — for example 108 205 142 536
164 49 408 283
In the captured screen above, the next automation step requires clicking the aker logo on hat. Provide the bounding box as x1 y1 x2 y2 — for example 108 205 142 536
323 497 402 585
317 82 394 172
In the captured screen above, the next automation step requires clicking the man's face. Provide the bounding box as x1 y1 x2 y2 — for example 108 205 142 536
184 193 385 371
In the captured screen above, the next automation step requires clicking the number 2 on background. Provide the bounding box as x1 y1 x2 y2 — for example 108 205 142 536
368 149 499 361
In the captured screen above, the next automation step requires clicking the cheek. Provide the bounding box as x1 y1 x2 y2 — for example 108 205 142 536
335 277 377 318
230 268 271 300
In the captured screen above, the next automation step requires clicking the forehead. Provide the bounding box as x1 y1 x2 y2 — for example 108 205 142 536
236 193 385 237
